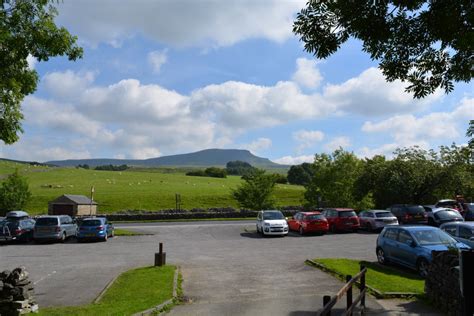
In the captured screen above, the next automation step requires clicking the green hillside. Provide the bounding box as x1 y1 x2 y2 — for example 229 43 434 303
0 161 304 215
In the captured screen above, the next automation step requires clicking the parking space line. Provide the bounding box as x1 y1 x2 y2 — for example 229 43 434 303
33 270 56 285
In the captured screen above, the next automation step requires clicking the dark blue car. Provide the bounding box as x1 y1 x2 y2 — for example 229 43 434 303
376 226 470 277
77 217 114 242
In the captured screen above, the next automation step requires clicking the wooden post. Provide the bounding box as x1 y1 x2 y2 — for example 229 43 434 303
346 275 353 316
323 295 331 316
155 242 166 266
360 264 366 309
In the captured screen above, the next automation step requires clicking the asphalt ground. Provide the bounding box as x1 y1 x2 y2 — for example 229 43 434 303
0 221 440 315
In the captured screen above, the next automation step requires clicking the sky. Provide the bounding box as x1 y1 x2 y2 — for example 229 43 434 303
1 0 472 164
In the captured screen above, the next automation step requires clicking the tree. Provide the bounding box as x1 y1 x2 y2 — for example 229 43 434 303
1 0 83 144
0 169 31 215
226 161 257 176
232 169 276 210
287 162 314 185
304 149 373 209
293 1 472 99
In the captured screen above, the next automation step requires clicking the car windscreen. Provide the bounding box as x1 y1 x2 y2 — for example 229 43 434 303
35 218 59 226
435 211 463 221
375 212 393 218
263 212 285 220
306 214 324 220
406 206 425 214
339 211 356 217
412 229 457 246
80 220 102 226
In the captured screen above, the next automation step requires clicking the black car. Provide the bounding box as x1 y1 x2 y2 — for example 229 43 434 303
0 218 36 242
386 204 428 225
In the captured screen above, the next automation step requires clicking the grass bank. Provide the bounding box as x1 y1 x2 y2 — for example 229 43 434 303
0 161 304 214
312 258 424 295
37 265 176 316
113 228 147 236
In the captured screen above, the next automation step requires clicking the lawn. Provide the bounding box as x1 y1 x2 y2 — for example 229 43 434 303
37 265 176 316
114 228 146 236
313 258 425 295
0 161 304 214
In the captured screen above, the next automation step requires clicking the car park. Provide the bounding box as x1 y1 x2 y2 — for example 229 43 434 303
34 215 77 242
77 217 114 242
427 208 464 227
358 210 398 232
440 222 474 248
376 226 470 277
287 211 328 235
256 210 289 236
386 204 428 225
322 208 360 233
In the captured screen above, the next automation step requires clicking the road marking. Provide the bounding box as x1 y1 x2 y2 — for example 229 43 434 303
33 271 56 285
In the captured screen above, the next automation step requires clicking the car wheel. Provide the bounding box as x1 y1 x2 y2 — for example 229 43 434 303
417 258 430 278
110 230 115 238
376 248 387 265
61 232 66 243
299 226 305 236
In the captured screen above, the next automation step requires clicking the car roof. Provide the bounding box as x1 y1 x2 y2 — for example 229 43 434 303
82 217 104 221
437 199 457 203
433 207 457 212
326 208 355 211
364 210 391 213
261 210 282 213
36 215 63 219
6 210 29 218
398 226 439 232
441 222 474 228
300 211 322 215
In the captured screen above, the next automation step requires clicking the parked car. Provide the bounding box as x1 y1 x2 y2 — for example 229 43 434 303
427 208 464 227
464 203 474 221
358 210 398 232
435 199 464 215
386 204 428 225
77 217 114 242
0 217 35 243
322 208 360 233
287 211 328 235
256 210 289 236
376 226 470 277
440 222 474 248
34 215 77 242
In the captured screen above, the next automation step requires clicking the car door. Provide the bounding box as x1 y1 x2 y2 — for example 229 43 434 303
287 213 298 231
394 230 417 268
358 212 367 226
381 228 399 261
458 226 474 248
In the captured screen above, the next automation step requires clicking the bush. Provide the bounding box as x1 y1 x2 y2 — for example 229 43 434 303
186 168 227 178
272 174 288 184
185 170 206 177
95 164 129 171
0 169 31 215
226 160 257 176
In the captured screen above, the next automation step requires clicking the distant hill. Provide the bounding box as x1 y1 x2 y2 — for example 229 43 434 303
0 158 55 167
45 149 286 168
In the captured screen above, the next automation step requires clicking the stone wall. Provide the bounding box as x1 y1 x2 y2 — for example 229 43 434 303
0 267 38 315
425 251 464 316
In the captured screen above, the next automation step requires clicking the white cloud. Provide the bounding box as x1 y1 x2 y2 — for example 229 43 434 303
130 147 162 159
42 70 95 100
324 136 351 152
239 138 272 154
292 58 323 89
362 97 474 143
293 129 324 152
148 49 168 73
27 55 37 70
274 155 314 165
56 0 305 48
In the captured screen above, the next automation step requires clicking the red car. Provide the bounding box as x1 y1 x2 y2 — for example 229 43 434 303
322 208 360 233
287 212 329 235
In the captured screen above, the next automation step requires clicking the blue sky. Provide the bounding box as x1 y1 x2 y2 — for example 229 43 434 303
1 0 472 164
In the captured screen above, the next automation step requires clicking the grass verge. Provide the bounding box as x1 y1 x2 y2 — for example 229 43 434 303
37 265 176 316
113 217 253 223
113 228 148 236
311 258 424 296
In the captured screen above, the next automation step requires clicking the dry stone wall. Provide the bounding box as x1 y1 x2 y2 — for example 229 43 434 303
0 267 38 316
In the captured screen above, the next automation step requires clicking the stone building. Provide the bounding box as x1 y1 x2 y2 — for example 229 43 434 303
48 194 97 216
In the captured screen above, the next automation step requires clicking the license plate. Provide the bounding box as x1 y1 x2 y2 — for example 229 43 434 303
86 233 95 237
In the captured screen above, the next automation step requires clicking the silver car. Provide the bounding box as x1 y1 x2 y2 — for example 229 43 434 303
358 210 398 232
34 215 77 242
440 222 474 248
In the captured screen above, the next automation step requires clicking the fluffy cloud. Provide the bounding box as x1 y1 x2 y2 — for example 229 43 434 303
148 49 168 73
27 55 37 70
239 138 272 154
293 130 324 152
274 155 314 165
324 136 351 152
292 58 323 89
56 0 305 47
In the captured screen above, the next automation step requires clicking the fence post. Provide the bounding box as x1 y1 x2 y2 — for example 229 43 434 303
346 275 353 316
360 264 366 309
154 242 166 266
323 295 331 316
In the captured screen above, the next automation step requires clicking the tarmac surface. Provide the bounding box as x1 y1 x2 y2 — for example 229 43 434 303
0 220 442 315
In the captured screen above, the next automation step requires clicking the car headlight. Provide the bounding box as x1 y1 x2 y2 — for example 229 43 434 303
264 222 270 226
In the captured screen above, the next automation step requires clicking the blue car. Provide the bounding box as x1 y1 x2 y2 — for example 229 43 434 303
376 226 470 277
77 217 114 242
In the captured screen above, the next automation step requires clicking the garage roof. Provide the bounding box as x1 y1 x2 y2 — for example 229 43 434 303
50 194 98 205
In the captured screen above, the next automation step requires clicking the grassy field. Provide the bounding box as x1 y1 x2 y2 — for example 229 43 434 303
37 265 176 316
0 161 304 215
313 258 424 294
